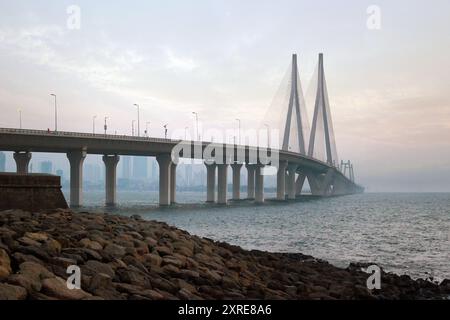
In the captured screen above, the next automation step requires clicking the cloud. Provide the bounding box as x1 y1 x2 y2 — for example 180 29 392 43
162 46 197 72
0 25 145 92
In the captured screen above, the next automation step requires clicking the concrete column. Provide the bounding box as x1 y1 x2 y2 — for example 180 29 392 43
14 152 32 174
156 154 172 206
67 150 87 207
102 155 120 206
276 160 288 200
255 165 264 203
245 164 256 199
307 169 334 196
295 173 306 196
170 163 177 204
217 164 228 204
205 163 216 202
286 163 298 200
231 163 242 200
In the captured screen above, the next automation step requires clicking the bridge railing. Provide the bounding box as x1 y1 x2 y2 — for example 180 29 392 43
0 127 181 144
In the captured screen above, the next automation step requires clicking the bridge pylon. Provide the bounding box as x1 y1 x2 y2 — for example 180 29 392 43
308 53 339 167
282 54 309 155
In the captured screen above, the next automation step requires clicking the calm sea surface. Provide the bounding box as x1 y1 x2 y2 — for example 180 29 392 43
71 191 450 281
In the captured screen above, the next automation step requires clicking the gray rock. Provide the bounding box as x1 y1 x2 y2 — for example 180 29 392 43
41 277 92 300
0 283 27 300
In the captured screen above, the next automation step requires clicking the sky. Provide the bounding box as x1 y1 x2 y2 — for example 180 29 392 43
0 0 449 192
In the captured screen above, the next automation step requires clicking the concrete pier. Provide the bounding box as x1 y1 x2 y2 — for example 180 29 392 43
156 154 172 206
295 173 306 196
217 164 228 204
14 151 31 174
102 155 120 206
286 163 298 199
170 163 177 204
255 165 264 203
231 163 242 200
67 149 86 207
277 161 288 200
205 163 216 202
246 164 256 199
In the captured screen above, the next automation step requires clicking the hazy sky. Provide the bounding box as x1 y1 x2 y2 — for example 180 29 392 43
0 0 449 191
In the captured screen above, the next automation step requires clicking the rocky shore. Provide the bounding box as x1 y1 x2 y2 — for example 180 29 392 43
0 209 448 300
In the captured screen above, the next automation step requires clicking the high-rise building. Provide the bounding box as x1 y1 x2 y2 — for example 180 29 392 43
149 158 158 182
85 164 102 182
40 161 53 174
0 152 5 172
133 156 148 180
122 156 131 179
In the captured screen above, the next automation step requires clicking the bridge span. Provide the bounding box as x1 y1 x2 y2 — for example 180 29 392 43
0 127 363 207
0 53 364 207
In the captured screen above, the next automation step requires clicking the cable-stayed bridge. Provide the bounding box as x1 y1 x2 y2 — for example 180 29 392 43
0 53 364 207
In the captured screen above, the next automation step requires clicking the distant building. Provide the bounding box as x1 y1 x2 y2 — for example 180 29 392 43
0 152 5 172
122 156 131 179
149 158 158 182
40 161 53 174
133 157 148 180
85 164 102 182
56 169 64 178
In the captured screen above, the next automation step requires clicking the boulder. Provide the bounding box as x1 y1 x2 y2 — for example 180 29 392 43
41 277 92 300
83 260 115 278
79 238 103 251
103 243 126 259
0 283 27 300
143 253 162 267
24 232 49 242
89 273 113 291
0 248 12 280
42 238 62 255
7 273 42 292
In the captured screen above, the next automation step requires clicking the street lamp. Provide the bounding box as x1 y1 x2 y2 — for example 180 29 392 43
145 122 150 137
132 120 136 136
50 93 57 131
163 124 168 139
235 118 241 145
133 104 140 137
104 116 109 135
192 112 199 141
92 115 97 134
18 108 22 129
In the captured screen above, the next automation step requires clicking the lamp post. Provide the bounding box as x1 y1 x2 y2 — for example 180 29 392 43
132 120 136 136
163 124 168 139
92 115 97 134
104 116 108 135
145 122 150 137
18 108 22 129
192 112 199 141
235 118 241 145
133 104 140 137
50 93 57 131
